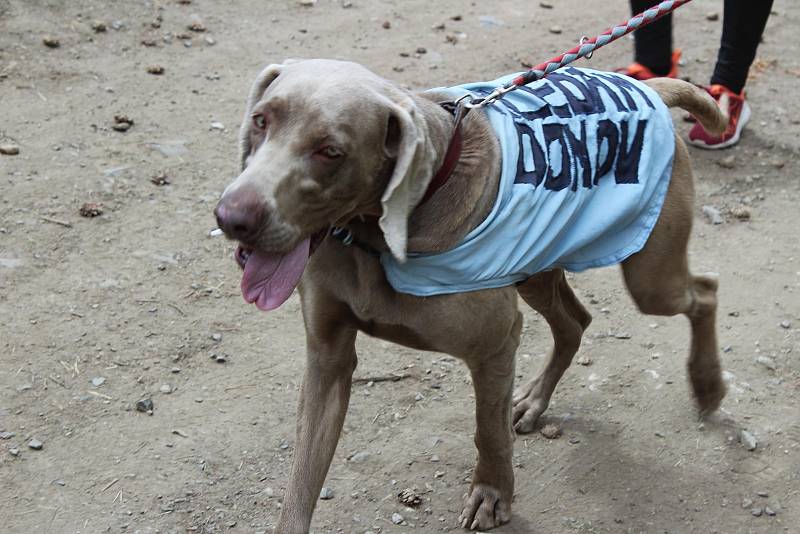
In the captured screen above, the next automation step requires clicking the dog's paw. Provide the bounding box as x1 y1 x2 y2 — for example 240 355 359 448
459 484 511 530
512 378 548 433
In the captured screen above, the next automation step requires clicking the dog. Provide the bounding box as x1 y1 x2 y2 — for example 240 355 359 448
214 59 728 532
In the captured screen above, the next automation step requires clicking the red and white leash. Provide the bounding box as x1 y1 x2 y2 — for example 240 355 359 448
464 0 694 108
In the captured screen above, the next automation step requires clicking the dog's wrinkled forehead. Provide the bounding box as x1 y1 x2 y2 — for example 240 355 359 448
262 59 396 116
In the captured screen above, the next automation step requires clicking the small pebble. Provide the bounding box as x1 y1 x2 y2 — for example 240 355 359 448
147 65 165 75
398 488 422 507
0 431 15 440
0 143 20 155
9 448 19 456
215 354 227 363
702 205 723 225
576 354 592 366
765 506 776 516
540 424 562 439
160 384 173 394
91 21 107 32
780 320 791 329
151 172 170 186
91 377 106 387
756 491 769 497
112 114 134 132
549 25 562 34
717 155 736 169
319 487 334 500
730 206 751 221
738 429 758 451
742 498 753 508
211 332 223 342
28 438 43 450
136 398 154 414
53 479 65 486
348 451 370 463
188 14 206 32
42 36 60 48
79 202 104 217
751 507 763 517
756 355 776 371
382 20 391 29
204 36 216 45
540 1 554 8
391 512 404 525
210 121 224 130
706 12 719 21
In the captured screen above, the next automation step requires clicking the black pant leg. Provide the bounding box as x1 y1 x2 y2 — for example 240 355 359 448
630 0 673 75
710 0 775 93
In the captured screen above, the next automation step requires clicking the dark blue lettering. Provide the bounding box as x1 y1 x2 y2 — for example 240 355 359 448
615 120 647 184
562 121 592 190
542 124 571 191
545 71 606 116
513 120 547 186
593 71 656 110
595 119 619 183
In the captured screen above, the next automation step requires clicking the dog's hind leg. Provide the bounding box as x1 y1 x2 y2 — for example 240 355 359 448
621 136 725 414
512 269 592 434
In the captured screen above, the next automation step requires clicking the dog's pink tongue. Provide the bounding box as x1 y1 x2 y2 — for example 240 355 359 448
241 238 310 311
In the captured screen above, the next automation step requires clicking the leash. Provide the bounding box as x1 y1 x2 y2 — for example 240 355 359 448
462 0 694 109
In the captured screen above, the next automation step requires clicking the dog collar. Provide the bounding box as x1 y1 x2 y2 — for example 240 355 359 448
329 101 469 256
418 101 469 205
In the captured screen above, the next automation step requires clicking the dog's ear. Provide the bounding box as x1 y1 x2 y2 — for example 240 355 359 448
379 94 438 262
238 63 284 172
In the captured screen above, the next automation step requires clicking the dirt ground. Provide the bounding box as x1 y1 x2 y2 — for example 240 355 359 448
1 1 798 533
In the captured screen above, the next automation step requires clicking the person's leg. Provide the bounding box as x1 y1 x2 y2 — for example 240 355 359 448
630 0 673 76
689 0 774 149
710 0 775 94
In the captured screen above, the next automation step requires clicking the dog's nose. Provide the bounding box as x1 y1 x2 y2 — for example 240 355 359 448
214 187 265 243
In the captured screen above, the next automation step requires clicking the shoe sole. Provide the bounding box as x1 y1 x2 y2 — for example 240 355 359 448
688 101 751 150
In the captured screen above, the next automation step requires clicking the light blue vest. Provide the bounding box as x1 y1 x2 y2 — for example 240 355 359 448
381 67 675 297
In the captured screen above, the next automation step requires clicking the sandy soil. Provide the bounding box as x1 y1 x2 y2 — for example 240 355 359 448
1 1 798 533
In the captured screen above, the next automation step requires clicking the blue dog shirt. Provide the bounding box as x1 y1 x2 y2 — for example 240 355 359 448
381 67 675 297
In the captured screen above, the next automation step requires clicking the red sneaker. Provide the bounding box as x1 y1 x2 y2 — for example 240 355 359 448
616 49 681 81
688 84 751 150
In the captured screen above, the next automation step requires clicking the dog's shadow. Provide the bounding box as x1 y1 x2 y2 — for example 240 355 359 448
494 409 746 533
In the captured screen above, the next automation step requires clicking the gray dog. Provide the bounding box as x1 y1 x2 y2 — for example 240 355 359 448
215 59 728 532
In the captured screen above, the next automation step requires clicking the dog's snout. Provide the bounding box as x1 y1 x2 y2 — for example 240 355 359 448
214 187 266 243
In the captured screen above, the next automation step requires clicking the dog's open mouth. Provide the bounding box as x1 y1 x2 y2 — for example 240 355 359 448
234 231 326 312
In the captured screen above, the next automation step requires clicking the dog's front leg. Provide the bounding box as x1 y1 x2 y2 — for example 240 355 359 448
459 311 521 531
276 314 357 534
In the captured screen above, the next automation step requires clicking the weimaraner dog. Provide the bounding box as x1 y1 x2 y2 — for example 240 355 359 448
214 59 728 532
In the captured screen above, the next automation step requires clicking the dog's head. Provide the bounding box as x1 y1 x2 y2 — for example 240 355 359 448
214 59 439 310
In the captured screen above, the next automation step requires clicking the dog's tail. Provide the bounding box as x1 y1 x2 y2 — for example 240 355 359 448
644 78 728 136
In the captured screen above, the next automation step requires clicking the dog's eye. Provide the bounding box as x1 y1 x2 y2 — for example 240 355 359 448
252 113 267 130
315 146 344 160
